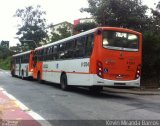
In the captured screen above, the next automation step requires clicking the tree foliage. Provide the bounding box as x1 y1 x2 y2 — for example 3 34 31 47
73 22 97 34
0 40 9 48
14 5 48 50
150 1 160 34
0 46 12 59
81 0 148 31
9 44 22 53
0 57 11 70
49 23 72 42
141 2 160 86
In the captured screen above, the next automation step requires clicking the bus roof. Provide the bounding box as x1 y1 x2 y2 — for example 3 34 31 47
35 27 141 50
35 27 98 50
12 50 32 57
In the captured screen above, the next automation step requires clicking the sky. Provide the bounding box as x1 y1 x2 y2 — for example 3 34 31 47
0 0 159 46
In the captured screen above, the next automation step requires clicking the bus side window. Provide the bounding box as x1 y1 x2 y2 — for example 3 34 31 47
75 37 86 58
45 48 48 61
37 51 40 61
46 48 49 61
85 34 94 57
53 45 59 60
48 46 52 61
41 49 44 61
15 57 17 64
52 45 55 60
21 55 24 63
48 47 51 60
43 48 46 61
21 56 23 63
39 49 41 61
25 54 28 63
24 55 26 63
59 43 66 59
46 47 50 61
65 40 75 59
39 50 42 61
25 54 27 63
33 51 38 67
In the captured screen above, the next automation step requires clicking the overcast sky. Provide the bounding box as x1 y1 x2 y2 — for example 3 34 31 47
0 0 159 46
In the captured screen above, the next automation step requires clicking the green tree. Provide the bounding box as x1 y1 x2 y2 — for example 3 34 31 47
150 1 160 33
14 5 48 50
0 46 12 59
0 40 9 48
81 0 148 31
49 23 72 42
141 2 160 87
73 22 97 34
9 44 22 53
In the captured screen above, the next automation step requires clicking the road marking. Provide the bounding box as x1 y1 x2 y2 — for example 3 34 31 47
0 87 52 126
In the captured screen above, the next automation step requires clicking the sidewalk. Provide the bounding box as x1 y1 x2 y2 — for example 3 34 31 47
103 87 160 95
0 88 47 126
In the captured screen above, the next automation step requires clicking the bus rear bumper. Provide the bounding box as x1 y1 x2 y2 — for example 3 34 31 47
92 75 140 87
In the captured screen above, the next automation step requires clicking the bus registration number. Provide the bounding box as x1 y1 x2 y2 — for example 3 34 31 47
81 62 89 67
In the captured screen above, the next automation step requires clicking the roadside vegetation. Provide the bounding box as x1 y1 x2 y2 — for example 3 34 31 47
0 0 160 88
0 57 11 70
0 46 13 70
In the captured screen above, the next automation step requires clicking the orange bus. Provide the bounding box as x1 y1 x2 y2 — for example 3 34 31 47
11 50 34 79
31 27 142 91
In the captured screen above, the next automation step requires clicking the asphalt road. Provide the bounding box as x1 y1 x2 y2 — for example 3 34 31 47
0 70 160 125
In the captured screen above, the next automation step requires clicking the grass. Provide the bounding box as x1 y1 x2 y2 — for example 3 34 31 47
0 57 11 70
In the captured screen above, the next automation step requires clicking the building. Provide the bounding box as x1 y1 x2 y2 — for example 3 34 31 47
51 21 73 35
74 18 96 26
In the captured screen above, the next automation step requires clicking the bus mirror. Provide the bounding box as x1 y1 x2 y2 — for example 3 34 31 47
96 29 102 35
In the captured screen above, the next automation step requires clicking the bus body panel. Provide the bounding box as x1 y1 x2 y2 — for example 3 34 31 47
41 58 90 85
89 27 142 86
94 50 141 81
15 63 30 77
92 74 140 87
30 27 142 88
11 50 34 78
33 62 43 79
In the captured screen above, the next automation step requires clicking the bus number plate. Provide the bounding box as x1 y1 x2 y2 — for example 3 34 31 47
81 62 89 67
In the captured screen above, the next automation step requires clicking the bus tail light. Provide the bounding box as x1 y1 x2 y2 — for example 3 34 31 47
135 65 141 79
97 61 103 78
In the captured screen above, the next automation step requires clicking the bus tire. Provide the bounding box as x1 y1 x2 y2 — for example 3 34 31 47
21 70 25 80
60 74 68 91
37 72 42 83
89 86 103 93
37 72 45 84
11 70 15 77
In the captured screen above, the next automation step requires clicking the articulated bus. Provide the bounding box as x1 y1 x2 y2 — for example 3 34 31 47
11 50 34 79
32 27 142 91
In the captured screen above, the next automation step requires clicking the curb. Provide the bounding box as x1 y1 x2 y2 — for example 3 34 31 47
103 87 160 95
0 87 52 126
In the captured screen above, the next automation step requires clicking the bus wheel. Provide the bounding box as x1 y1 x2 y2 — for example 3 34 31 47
37 72 43 83
60 74 68 91
11 70 15 77
21 70 25 80
89 86 103 93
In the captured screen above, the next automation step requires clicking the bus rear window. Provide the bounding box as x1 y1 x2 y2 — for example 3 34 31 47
103 31 139 51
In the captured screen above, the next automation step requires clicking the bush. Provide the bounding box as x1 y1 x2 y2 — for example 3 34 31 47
141 32 160 87
0 57 11 70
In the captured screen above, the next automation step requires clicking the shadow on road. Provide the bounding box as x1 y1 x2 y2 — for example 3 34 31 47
34 80 132 100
